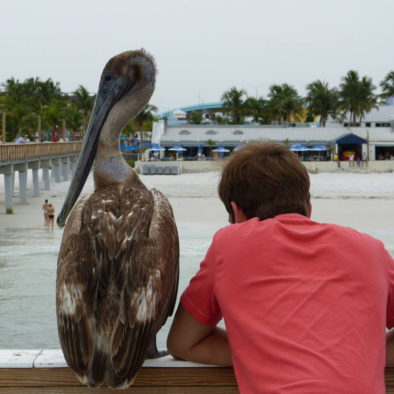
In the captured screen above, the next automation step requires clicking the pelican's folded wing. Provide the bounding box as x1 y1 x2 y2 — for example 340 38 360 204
56 197 94 379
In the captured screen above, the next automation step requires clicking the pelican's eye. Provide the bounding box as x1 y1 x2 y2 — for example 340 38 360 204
104 74 112 82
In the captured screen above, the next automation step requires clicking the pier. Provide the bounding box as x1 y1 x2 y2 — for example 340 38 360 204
0 142 82 213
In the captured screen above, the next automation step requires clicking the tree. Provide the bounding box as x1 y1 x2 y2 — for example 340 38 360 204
221 87 247 124
243 97 267 124
267 83 303 124
305 80 339 127
339 70 378 126
72 85 94 132
189 111 202 124
1 77 63 139
380 71 394 99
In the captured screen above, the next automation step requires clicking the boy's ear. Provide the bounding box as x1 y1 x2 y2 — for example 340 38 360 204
230 201 247 223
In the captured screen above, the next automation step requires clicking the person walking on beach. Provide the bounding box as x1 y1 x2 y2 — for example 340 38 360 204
167 142 394 393
47 203 55 230
42 199 50 226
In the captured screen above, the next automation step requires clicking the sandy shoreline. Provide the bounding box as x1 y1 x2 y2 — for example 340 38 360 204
0 171 394 234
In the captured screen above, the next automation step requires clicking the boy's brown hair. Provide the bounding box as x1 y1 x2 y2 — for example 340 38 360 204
218 142 310 222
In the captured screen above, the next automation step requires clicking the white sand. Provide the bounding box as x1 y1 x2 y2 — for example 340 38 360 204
0 171 394 234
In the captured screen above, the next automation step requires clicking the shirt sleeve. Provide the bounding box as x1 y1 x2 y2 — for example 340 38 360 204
180 236 222 326
385 247 394 329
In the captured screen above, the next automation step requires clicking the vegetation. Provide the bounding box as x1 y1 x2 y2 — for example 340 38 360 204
0 68 393 142
305 80 339 127
0 78 158 142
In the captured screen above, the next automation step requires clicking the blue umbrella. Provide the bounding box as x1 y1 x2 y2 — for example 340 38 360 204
169 145 187 160
311 145 327 151
290 144 310 151
168 145 187 152
212 146 230 153
150 144 166 151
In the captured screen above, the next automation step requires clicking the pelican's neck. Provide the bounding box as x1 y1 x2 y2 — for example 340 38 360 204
93 117 133 189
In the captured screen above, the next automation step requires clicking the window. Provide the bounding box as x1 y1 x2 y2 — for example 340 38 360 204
179 130 191 135
206 130 217 135
232 130 244 135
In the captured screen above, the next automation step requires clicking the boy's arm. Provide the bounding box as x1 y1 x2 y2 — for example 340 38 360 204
387 329 394 366
167 305 233 366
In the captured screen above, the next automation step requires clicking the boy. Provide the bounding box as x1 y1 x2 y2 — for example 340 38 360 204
167 142 394 393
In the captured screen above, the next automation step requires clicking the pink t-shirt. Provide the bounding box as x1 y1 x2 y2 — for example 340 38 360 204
181 214 394 393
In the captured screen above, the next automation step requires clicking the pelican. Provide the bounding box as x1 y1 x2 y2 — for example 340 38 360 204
56 50 179 389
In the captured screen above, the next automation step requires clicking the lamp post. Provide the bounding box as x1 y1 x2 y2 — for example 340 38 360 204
247 83 267 99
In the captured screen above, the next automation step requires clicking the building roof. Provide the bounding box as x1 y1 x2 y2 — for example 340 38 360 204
334 133 368 144
155 124 394 147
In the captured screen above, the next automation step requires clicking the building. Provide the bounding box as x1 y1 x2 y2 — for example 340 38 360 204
152 121 394 161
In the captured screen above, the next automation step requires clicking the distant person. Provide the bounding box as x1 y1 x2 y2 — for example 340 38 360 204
349 153 355 167
15 135 26 144
42 199 50 226
47 203 55 230
51 133 58 143
0 136 4 144
24 134 30 143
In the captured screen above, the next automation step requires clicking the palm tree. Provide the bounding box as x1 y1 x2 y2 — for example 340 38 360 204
72 85 94 132
339 70 377 126
243 96 266 124
380 71 394 100
305 80 339 127
267 83 303 124
221 87 247 124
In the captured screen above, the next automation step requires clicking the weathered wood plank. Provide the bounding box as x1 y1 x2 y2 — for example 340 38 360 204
0 367 237 387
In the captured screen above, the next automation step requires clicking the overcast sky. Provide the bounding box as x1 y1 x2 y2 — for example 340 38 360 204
1 0 394 112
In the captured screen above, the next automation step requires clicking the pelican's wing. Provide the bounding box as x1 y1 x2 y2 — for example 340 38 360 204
110 188 179 379
149 188 179 323
56 196 94 379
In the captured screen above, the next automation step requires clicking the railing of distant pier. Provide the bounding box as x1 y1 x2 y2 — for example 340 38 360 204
0 142 83 163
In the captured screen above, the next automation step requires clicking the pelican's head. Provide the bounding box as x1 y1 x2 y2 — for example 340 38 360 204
57 49 156 228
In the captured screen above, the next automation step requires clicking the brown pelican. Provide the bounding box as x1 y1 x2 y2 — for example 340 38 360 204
56 50 179 389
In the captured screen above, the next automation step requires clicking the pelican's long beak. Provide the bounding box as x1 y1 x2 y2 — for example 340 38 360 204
57 72 135 228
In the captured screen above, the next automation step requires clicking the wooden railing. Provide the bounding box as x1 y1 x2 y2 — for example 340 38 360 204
0 142 82 163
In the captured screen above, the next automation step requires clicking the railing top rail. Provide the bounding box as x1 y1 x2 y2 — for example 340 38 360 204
0 142 83 164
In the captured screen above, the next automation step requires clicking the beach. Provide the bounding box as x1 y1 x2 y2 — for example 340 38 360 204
1 170 394 233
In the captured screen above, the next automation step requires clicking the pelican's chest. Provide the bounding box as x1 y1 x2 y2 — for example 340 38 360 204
82 185 154 255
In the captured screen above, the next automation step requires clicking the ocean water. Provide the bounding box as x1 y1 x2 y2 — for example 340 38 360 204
0 222 218 349
0 208 393 350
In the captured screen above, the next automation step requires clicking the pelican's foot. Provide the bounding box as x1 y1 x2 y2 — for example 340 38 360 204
146 336 169 359
147 348 169 359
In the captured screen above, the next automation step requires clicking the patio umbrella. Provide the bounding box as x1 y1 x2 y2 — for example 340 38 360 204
169 145 187 160
289 144 310 151
168 145 187 152
212 146 230 160
150 144 166 151
311 145 327 151
212 146 230 153
311 145 327 160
